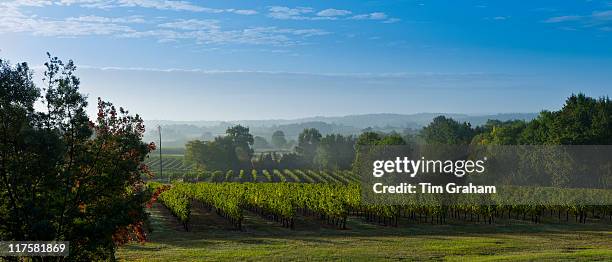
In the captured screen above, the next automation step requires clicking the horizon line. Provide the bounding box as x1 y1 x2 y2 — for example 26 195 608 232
142 111 540 123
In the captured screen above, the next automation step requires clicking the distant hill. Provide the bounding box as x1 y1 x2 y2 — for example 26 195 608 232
144 112 538 148
293 113 538 129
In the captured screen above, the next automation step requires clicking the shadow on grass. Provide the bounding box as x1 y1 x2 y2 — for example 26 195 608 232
143 202 612 250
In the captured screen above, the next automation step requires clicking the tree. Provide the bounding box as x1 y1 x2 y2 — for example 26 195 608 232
520 94 611 145
402 128 420 147
296 128 322 165
278 153 305 169
184 140 207 168
252 152 279 170
0 55 152 260
471 94 611 188
378 133 406 145
421 116 475 144
253 136 272 150
184 125 255 170
314 134 356 170
356 131 381 147
226 125 254 148
519 111 555 145
271 130 287 149
471 120 528 145
352 131 407 177
226 125 254 166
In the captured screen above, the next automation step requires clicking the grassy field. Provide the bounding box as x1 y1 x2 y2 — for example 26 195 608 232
116 203 612 261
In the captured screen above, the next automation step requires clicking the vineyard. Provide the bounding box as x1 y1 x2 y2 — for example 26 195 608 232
143 154 359 184
144 164 360 184
144 155 193 173
149 182 612 233
139 153 612 260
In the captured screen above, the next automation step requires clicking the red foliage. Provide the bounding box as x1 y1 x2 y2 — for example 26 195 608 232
112 221 147 245
92 97 156 246
146 185 171 208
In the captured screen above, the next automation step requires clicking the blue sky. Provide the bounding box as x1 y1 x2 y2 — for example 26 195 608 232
1 0 611 120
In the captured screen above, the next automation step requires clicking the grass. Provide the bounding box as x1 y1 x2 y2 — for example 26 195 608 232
116 203 612 261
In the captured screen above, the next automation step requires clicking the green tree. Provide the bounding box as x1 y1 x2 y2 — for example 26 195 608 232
378 133 406 145
519 111 555 145
278 153 305 169
253 136 272 150
226 125 254 148
185 125 255 170
471 120 528 145
271 130 288 149
226 125 254 166
355 131 407 147
252 152 278 170
352 132 407 177
314 134 356 170
356 131 381 147
184 140 207 168
421 116 475 144
521 94 611 145
0 55 152 260
296 128 322 165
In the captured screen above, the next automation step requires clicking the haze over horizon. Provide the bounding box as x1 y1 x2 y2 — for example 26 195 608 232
144 112 539 123
2 0 612 120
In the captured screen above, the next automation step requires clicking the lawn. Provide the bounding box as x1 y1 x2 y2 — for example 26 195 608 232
116 203 612 261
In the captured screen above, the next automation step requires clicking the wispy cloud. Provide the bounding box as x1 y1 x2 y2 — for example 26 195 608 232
593 10 612 21
158 19 219 30
0 1 399 48
543 10 612 31
75 65 513 81
382 18 401 24
0 3 327 46
57 0 116 9
230 9 258 15
11 0 52 7
351 12 387 20
0 4 135 36
124 23 329 46
52 0 259 14
544 15 582 23
115 0 211 12
268 6 316 20
316 8 351 17
268 6 399 23
67 15 146 24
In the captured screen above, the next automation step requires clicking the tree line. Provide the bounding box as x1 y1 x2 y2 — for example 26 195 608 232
422 93 611 146
185 127 359 171
184 93 611 173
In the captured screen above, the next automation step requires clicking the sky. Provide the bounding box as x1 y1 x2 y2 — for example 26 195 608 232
1 0 611 120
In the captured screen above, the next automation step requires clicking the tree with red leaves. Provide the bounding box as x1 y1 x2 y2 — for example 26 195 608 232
0 54 154 260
